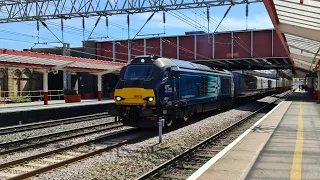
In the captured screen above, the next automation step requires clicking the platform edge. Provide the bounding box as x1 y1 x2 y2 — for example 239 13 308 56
186 100 285 180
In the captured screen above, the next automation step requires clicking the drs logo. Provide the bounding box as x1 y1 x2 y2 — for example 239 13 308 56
164 85 173 93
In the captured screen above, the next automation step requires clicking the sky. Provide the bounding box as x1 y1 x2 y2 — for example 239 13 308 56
0 2 273 50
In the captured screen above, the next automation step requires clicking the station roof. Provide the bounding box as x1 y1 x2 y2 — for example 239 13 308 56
263 0 320 73
192 57 291 70
0 49 125 73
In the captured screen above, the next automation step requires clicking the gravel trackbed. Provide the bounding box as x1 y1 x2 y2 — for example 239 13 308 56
31 96 278 180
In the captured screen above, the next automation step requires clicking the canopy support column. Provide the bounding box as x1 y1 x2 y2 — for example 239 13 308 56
43 70 48 105
97 74 102 101
317 71 320 104
307 77 314 95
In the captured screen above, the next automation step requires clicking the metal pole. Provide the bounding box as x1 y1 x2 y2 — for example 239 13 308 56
317 71 320 103
97 74 102 101
158 118 164 143
43 70 48 105
62 43 71 89
63 43 68 89
276 70 278 93
127 14 131 63
66 43 71 89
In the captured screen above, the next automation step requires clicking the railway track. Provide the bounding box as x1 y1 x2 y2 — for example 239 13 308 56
0 122 124 155
138 90 293 180
0 128 151 180
0 113 111 136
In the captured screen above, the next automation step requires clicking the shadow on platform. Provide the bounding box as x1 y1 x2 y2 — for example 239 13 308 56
285 90 317 102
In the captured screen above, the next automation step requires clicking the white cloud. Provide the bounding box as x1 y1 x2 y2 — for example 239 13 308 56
219 13 273 31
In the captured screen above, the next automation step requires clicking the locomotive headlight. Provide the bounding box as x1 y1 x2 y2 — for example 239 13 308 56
115 96 122 101
143 96 154 102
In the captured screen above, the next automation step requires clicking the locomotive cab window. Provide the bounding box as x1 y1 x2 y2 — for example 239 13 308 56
162 69 170 81
124 65 154 81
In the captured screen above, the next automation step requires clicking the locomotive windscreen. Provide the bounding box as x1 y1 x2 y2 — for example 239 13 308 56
124 65 155 81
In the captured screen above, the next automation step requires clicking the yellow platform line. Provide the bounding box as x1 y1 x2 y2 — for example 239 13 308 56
290 101 304 180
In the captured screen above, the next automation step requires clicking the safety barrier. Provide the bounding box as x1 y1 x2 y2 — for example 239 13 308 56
0 90 64 104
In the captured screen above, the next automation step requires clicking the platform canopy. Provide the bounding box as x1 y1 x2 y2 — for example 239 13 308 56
263 0 320 73
192 57 291 70
0 49 125 73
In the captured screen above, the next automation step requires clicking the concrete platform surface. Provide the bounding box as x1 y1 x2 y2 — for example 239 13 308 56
188 90 320 180
0 99 114 113
0 99 115 127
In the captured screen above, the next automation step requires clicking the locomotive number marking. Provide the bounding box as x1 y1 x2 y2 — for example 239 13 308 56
134 95 142 98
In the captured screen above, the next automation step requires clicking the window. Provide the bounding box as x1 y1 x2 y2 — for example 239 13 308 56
162 69 170 81
124 65 154 81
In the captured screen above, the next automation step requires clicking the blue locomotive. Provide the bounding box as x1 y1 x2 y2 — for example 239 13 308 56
110 55 285 128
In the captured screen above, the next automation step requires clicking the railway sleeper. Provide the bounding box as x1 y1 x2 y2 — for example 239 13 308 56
162 174 190 180
178 165 200 170
193 153 217 158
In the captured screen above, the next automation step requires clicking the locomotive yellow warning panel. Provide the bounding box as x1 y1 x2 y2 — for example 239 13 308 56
114 88 156 106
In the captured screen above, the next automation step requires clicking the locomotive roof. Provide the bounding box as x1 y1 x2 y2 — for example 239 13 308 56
130 56 232 75
171 59 211 71
162 58 232 75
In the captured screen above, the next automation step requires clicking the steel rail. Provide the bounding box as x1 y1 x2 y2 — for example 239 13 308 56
0 128 150 180
0 120 121 148
0 122 124 155
0 112 111 135
137 90 294 179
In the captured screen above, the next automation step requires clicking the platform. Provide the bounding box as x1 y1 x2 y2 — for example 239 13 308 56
187 90 320 180
0 99 114 113
0 99 115 127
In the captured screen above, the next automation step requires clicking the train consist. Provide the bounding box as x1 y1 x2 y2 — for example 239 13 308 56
110 56 291 128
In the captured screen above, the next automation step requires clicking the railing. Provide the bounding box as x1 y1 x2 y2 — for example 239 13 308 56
0 90 64 102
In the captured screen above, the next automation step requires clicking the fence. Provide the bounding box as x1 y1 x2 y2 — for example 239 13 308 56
0 90 64 103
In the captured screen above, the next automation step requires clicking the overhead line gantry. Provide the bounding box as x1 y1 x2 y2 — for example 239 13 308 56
0 0 260 23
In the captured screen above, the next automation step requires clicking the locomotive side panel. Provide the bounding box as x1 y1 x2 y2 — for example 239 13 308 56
261 78 268 89
159 69 232 108
256 77 262 90
272 79 276 88
178 72 201 104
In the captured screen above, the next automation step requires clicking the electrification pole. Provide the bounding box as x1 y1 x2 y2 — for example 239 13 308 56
63 43 71 89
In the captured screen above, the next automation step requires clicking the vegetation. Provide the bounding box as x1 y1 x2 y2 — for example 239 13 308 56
12 96 31 103
63 89 78 95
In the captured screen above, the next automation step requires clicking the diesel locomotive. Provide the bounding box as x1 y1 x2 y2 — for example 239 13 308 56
109 55 291 128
